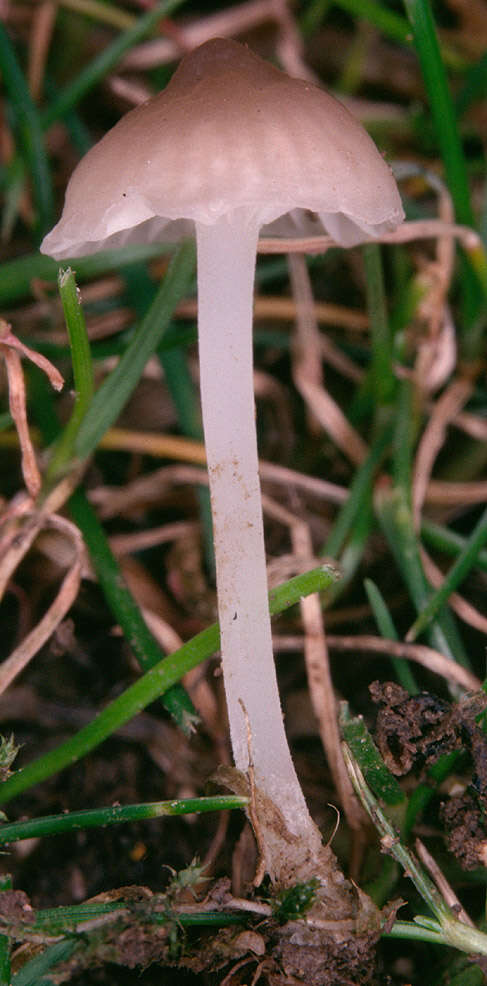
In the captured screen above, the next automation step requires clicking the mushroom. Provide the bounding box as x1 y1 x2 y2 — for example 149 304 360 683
41 38 403 880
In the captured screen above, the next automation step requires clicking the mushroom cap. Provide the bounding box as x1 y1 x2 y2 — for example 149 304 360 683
41 38 404 259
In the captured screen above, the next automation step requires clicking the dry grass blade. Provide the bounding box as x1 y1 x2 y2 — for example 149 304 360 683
2 346 41 498
420 548 487 635
325 635 480 692
452 408 487 441
413 376 474 529
89 458 348 520
425 480 487 506
287 246 368 462
120 0 278 70
0 514 85 695
175 296 370 331
0 319 64 498
28 0 57 101
288 252 324 435
258 219 483 254
0 506 46 603
415 838 474 927
293 371 368 464
262 494 360 830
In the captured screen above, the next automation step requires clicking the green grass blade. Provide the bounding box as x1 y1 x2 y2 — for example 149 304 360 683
41 0 187 129
402 0 483 343
375 483 468 666
421 519 487 573
0 24 53 239
158 343 215 575
403 0 473 227
30 901 245 935
364 578 418 693
0 564 339 805
12 942 77 986
323 421 392 558
455 51 487 118
60 0 135 29
385 380 468 665
0 876 11 986
0 243 173 306
0 796 247 844
44 268 95 485
68 486 198 734
363 243 395 408
332 0 410 44
340 704 406 810
408 504 487 641
75 240 196 459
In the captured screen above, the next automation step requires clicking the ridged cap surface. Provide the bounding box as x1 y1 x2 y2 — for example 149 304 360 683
42 38 404 259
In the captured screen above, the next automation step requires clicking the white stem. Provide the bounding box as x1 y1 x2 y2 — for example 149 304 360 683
196 214 315 840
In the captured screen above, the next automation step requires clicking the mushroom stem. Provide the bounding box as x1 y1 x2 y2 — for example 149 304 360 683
196 212 318 848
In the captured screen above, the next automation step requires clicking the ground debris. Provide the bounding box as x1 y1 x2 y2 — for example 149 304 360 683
440 792 487 870
370 682 487 872
370 680 456 775
0 889 34 927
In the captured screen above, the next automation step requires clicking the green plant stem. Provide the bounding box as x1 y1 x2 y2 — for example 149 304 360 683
0 565 338 805
384 920 449 945
0 796 247 844
344 748 487 957
408 504 487 641
30 902 246 934
41 0 186 129
340 705 405 811
13 899 248 946
68 486 197 733
44 268 95 486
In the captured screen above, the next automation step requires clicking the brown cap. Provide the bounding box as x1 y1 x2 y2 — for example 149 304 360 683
41 38 404 259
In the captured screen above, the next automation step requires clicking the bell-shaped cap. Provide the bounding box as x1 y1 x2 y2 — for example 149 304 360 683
41 38 404 260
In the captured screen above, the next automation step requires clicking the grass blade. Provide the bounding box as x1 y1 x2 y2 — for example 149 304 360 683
0 565 339 805
408 504 487 641
75 240 196 459
402 0 483 343
44 268 94 485
68 487 198 734
0 243 173 307
0 796 247 844
364 579 418 693
41 0 187 129
12 942 76 986
403 0 473 227
0 25 53 239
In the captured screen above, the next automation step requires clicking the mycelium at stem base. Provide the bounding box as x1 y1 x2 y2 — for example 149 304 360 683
196 213 324 877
